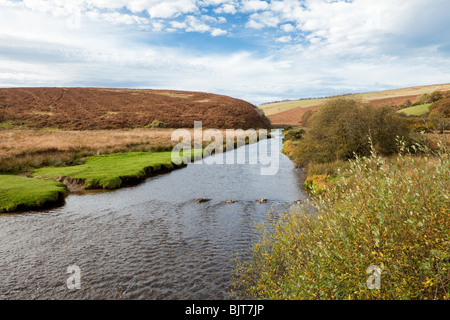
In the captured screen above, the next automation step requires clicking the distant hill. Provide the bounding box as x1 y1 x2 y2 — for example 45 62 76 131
0 87 271 130
260 83 450 126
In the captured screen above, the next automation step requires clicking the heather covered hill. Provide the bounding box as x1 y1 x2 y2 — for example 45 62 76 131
0 87 271 130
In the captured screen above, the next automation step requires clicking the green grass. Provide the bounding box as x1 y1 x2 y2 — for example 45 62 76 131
398 103 431 116
33 150 202 189
0 175 68 213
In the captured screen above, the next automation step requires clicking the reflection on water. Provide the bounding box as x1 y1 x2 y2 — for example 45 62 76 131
0 130 307 299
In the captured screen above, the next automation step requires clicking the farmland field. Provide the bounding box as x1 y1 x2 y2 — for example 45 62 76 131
260 83 450 125
398 103 432 116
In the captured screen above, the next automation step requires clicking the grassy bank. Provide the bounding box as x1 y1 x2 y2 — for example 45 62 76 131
0 128 183 173
233 98 449 300
33 150 201 190
0 128 267 173
0 175 68 213
0 127 268 213
1 150 201 213
233 148 449 300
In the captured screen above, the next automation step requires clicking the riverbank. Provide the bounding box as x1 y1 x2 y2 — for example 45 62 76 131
0 150 201 213
0 175 68 213
0 132 302 299
0 128 187 174
0 129 270 213
233 99 450 300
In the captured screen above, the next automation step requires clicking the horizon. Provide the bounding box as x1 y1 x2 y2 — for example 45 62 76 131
2 82 449 106
1 1 450 105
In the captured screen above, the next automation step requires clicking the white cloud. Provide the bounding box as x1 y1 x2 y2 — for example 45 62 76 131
211 28 228 36
241 0 269 12
0 0 450 104
276 35 292 43
246 11 280 29
214 3 237 15
201 14 227 24
145 0 199 18
184 15 211 33
169 15 228 36
280 23 294 32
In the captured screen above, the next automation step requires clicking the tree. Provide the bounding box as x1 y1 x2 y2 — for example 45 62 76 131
428 97 450 133
413 93 432 106
293 99 414 165
400 99 412 109
430 90 443 102
369 106 412 155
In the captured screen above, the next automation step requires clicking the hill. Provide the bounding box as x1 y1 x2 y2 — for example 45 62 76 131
260 83 450 126
0 87 271 130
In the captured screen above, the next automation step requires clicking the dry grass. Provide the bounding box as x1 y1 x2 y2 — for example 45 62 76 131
0 128 260 173
0 128 186 173
0 128 179 158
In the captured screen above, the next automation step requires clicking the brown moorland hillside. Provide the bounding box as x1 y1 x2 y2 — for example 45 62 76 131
264 83 450 126
0 87 271 130
268 105 321 127
268 92 450 126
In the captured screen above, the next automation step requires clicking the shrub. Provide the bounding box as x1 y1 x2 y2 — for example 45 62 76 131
413 93 433 106
429 98 450 116
400 99 412 109
233 145 450 300
428 98 450 133
281 140 296 156
146 120 168 128
430 90 444 102
301 110 315 127
303 174 334 195
403 117 434 133
283 128 305 142
369 107 414 155
292 99 414 166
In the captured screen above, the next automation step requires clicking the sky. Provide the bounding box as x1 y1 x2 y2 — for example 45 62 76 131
1 0 450 105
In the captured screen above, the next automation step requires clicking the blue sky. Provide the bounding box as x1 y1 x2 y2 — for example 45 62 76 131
1 0 450 104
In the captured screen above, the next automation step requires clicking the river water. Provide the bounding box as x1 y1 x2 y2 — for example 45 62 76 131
0 130 307 299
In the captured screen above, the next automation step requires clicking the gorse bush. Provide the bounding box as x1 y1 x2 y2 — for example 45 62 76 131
233 144 449 300
283 128 305 142
146 120 168 128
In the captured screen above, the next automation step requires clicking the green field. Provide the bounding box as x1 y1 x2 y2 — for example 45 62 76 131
0 175 68 213
259 83 450 116
397 103 431 116
33 151 201 189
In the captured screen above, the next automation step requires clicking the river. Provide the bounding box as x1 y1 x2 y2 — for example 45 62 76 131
0 130 307 299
